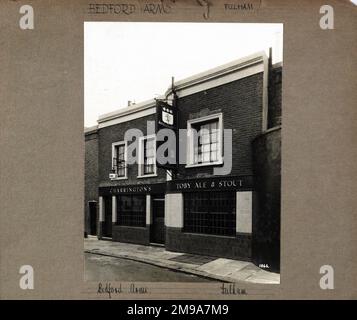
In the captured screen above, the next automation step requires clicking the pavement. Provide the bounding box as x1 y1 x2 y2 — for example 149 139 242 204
84 237 280 284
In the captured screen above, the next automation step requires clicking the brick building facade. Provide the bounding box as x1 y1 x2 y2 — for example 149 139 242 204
84 51 282 270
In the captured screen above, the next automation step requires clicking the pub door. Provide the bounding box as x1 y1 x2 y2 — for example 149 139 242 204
103 196 112 238
151 195 165 244
89 201 97 236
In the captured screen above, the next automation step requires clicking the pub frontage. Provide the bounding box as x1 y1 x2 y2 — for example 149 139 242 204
165 175 254 260
84 50 282 271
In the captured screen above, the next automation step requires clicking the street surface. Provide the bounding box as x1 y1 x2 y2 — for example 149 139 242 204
85 253 212 282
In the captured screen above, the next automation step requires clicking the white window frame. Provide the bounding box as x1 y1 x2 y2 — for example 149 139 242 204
186 113 223 168
111 140 128 180
138 134 157 178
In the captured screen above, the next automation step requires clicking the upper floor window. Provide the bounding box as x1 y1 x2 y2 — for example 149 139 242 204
186 113 223 167
138 135 157 178
111 141 127 179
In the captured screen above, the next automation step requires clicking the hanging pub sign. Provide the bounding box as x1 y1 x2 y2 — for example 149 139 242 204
155 99 178 171
155 99 177 131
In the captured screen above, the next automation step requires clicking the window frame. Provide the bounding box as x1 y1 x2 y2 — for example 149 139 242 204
111 140 128 180
183 191 236 237
116 194 146 228
138 134 157 178
186 113 223 168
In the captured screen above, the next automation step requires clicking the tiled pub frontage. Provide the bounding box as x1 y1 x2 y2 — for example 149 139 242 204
85 51 282 271
97 176 254 260
164 176 255 261
98 182 166 245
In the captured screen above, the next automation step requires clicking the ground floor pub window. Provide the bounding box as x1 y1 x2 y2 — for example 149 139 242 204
183 191 236 236
117 195 146 227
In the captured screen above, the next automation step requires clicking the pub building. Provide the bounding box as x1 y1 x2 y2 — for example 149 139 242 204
85 50 282 271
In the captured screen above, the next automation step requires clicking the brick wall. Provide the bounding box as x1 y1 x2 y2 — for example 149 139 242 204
84 130 98 235
252 127 281 272
268 65 282 128
176 72 264 179
166 227 252 261
112 224 151 245
98 113 166 187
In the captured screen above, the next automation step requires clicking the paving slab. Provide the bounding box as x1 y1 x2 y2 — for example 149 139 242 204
198 259 251 277
84 238 280 284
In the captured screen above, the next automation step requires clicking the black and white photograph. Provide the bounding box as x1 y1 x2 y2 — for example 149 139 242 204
2 0 357 304
84 22 283 284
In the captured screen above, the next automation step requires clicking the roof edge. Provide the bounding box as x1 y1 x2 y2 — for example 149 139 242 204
84 125 98 134
165 51 268 97
95 50 271 126
97 97 162 124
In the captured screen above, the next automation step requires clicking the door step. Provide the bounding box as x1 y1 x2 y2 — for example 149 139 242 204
150 242 165 247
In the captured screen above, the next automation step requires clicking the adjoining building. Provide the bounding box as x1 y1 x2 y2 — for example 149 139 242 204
84 51 282 271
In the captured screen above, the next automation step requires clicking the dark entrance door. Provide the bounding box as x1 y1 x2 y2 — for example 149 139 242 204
89 201 97 235
151 195 165 244
103 196 112 238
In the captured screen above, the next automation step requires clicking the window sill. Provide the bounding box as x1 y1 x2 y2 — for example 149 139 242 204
185 160 223 168
182 230 236 239
137 173 158 179
110 176 128 181
115 224 147 229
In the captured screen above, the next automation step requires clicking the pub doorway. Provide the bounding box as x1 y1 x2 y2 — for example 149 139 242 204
88 201 97 236
150 194 165 244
